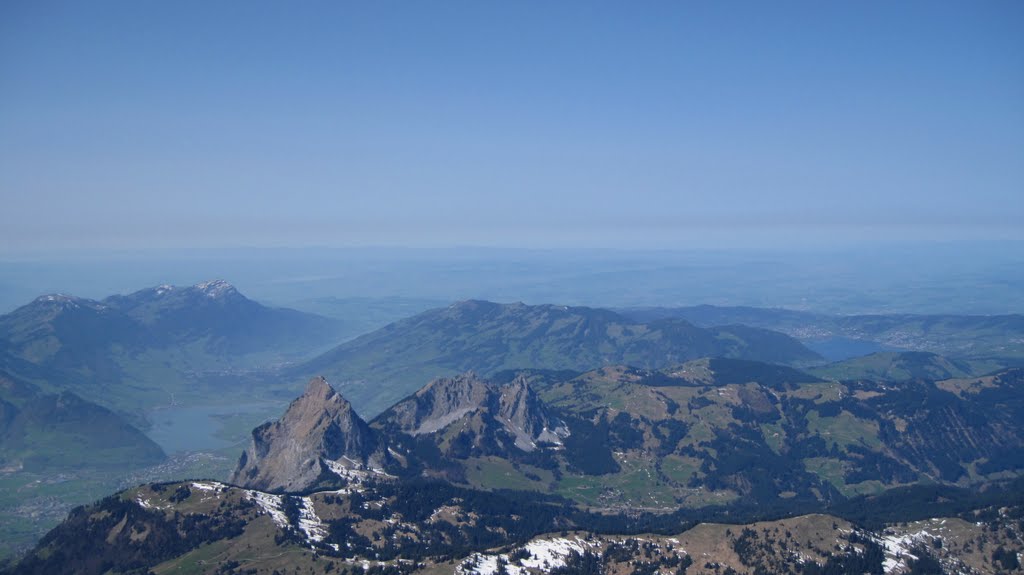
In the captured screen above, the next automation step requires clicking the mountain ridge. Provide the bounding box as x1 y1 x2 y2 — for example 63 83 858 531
233 362 1024 510
9 476 1022 575
0 370 165 472
620 304 1024 365
810 350 979 382
7 360 1024 573
294 299 823 417
0 280 345 415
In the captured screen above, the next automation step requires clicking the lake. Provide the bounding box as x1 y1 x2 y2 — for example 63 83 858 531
146 402 286 454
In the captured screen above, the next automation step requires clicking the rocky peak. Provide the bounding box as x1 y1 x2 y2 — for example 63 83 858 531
496 376 569 451
193 279 238 299
301 375 337 403
389 373 491 436
231 377 378 492
376 373 568 453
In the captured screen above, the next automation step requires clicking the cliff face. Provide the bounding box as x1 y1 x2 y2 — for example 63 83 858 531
231 377 378 492
495 376 569 450
374 373 567 456
378 373 492 436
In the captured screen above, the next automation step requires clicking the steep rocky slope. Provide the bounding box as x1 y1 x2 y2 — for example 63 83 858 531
374 373 568 455
231 377 383 492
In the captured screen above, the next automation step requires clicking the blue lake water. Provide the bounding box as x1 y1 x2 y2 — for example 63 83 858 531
146 403 284 454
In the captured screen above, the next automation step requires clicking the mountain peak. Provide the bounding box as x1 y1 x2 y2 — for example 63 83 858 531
496 375 568 451
30 293 107 312
304 375 335 399
415 371 484 397
193 279 237 299
231 377 377 492
398 373 491 434
375 372 567 454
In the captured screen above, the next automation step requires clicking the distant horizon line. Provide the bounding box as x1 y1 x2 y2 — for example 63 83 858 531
2 237 1022 259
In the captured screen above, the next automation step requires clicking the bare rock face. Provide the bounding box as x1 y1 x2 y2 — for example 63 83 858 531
381 373 492 436
375 373 568 455
231 377 377 492
495 376 569 451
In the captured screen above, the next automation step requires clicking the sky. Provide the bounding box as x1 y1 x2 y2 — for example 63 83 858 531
1 1 1022 251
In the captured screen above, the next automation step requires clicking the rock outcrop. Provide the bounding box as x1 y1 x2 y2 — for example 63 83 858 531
374 373 568 455
231 377 379 492
378 372 492 436
496 376 569 450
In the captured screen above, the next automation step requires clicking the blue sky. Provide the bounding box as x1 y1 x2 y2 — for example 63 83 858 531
1 1 1021 251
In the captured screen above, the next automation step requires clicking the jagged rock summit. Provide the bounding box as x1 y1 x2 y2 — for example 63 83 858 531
384 372 492 436
231 376 380 492
375 373 568 455
496 375 569 450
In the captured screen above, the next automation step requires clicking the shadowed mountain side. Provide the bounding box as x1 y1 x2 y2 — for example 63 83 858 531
811 351 979 382
0 371 165 472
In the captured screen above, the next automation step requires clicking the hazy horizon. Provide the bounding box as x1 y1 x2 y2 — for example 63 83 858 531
3 1 1022 251
2 241 1022 317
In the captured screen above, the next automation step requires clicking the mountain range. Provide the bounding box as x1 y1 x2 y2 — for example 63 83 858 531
9 370 1023 574
3 282 1024 571
0 283 830 560
0 280 351 558
10 475 1023 575
0 280 344 417
294 299 823 416
233 364 1023 510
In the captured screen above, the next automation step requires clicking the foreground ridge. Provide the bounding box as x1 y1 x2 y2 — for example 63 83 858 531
8 477 1023 575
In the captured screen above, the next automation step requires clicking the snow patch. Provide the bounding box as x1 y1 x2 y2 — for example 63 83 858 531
458 536 599 575
135 493 172 511
35 293 107 311
875 527 938 574
322 457 394 484
191 481 224 492
297 497 327 543
243 488 343 548
246 490 288 529
519 537 599 570
194 279 235 298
